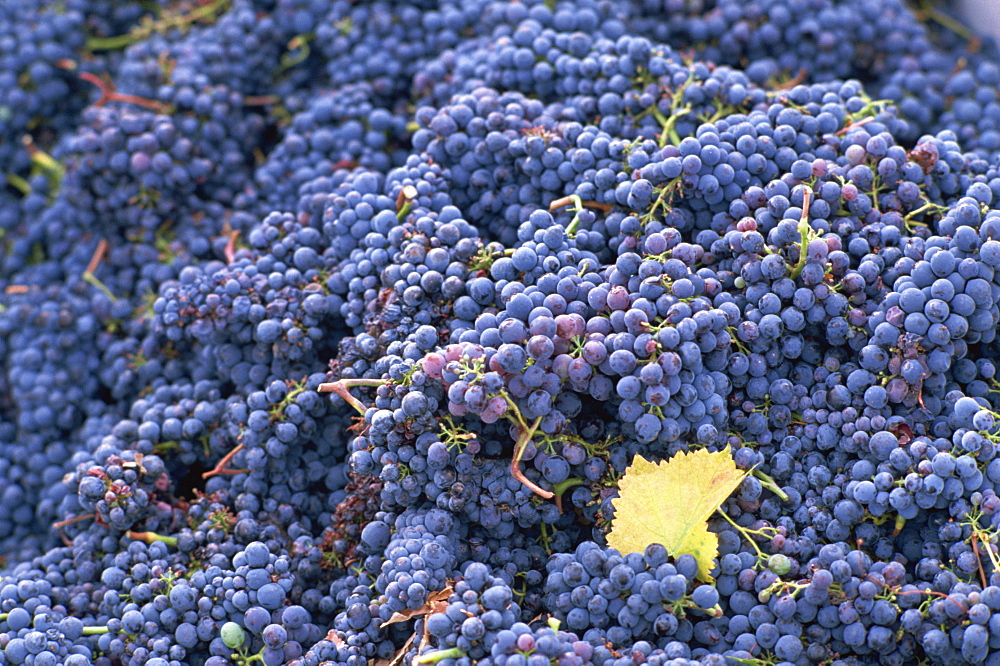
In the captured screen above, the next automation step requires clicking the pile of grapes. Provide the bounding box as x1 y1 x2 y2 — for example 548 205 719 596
4 0 1000 664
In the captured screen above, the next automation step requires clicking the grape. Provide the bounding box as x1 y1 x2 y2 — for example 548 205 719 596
220 622 246 650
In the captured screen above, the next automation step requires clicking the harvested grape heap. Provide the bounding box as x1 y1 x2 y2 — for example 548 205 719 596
7 0 1000 664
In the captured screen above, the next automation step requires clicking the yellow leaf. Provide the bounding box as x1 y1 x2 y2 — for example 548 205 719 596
607 446 747 582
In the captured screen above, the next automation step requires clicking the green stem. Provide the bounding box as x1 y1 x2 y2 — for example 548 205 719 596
642 176 682 226
86 32 143 51
715 509 768 565
917 0 977 42
277 34 314 73
30 149 63 178
86 0 231 51
788 220 810 278
83 271 117 302
752 469 789 502
29 149 64 195
339 378 385 388
552 478 584 498
396 200 413 220
5 173 30 196
126 531 178 547
564 195 584 236
902 199 944 229
787 186 813 279
651 104 692 148
83 626 110 636
512 416 543 465
893 514 906 536
501 394 529 431
510 415 553 499
415 648 465 665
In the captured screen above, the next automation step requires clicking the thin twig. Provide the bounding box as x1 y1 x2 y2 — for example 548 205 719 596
202 444 247 479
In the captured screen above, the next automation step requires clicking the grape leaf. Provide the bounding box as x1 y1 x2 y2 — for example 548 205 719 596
607 446 747 582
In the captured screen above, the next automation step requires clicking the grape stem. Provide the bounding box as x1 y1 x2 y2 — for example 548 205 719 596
22 136 64 195
552 478 584 513
415 648 465 665
85 0 232 51
549 195 613 237
650 103 691 148
771 67 808 91
318 379 382 415
82 626 110 636
5 172 30 195
396 185 418 220
510 415 553 499
52 513 95 530
83 239 117 302
127 531 179 547
714 509 770 566
52 512 96 547
786 185 813 279
24 138 64 178
202 443 248 479
751 469 789 501
913 0 978 45
78 72 172 114
338 378 386 388
223 226 240 264
970 532 989 589
276 33 314 73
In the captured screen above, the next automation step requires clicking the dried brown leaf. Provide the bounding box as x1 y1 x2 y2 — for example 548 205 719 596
379 587 453 629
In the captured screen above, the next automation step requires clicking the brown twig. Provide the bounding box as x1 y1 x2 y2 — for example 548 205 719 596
773 67 808 91
224 229 239 264
53 513 95 530
79 72 172 113
201 443 248 479
53 513 96 546
243 95 280 106
866 573 967 615
548 196 613 213
318 379 382 415
85 238 109 276
971 533 990 590
510 416 553 500
836 115 875 136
